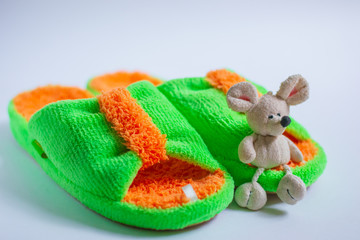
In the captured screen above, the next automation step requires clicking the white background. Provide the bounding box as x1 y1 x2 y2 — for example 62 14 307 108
1 0 359 239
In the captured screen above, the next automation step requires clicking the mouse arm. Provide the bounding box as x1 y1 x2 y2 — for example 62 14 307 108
285 136 304 163
238 134 256 164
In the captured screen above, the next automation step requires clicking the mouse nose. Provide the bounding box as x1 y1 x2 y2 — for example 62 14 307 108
280 116 291 128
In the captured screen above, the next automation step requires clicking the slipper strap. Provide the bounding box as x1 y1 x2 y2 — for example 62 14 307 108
98 88 168 170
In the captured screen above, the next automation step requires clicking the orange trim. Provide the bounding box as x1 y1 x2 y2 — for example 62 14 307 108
90 71 163 93
123 157 225 208
13 85 93 121
98 88 168 170
206 69 246 93
206 69 262 96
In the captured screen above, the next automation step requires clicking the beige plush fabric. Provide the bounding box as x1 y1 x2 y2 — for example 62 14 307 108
277 172 306 205
276 74 309 106
227 82 258 112
228 74 310 210
235 182 267 210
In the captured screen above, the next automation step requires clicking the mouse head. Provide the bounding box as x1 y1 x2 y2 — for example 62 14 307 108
227 75 309 136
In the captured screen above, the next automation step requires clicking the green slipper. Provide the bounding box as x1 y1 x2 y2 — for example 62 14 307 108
87 69 326 193
8 83 234 230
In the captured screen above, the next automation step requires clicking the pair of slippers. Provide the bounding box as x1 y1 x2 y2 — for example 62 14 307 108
8 69 326 230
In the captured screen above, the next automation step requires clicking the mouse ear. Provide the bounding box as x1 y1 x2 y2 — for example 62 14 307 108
226 82 258 113
276 74 309 105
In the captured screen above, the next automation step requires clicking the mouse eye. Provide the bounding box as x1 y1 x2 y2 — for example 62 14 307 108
268 115 274 119
277 113 281 116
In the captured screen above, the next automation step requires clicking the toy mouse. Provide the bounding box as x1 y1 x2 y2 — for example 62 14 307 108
226 75 310 210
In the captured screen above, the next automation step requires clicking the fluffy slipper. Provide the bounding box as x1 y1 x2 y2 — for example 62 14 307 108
88 69 326 193
8 83 234 230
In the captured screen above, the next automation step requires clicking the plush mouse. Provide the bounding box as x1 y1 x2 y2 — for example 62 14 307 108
226 74 310 210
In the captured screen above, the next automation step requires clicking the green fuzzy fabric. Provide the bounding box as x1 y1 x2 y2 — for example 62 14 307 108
157 77 327 191
8 81 234 230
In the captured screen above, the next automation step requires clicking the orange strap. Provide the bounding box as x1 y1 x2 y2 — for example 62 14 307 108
98 88 168 170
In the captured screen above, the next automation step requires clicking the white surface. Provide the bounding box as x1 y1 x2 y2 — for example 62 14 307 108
1 0 359 239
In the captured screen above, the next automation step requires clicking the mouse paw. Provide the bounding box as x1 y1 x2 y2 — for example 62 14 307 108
277 174 306 205
235 182 267 210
